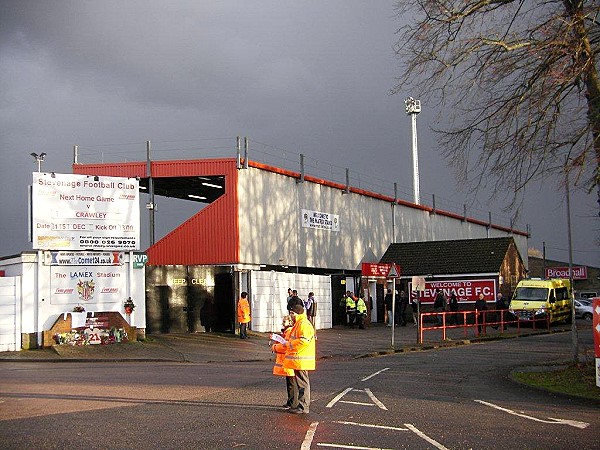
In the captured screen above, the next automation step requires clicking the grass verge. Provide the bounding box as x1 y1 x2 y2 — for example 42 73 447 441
512 362 600 401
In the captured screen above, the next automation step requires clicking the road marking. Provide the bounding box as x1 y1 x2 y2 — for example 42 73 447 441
361 368 389 381
317 444 393 449
327 388 387 410
404 423 450 450
327 388 353 408
364 388 387 410
340 401 376 406
475 400 590 429
301 421 319 450
333 420 408 431
323 421 446 449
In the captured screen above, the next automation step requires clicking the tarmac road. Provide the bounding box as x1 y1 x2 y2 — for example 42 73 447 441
0 322 597 449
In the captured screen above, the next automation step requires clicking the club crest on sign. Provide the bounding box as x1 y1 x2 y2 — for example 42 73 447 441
77 279 95 302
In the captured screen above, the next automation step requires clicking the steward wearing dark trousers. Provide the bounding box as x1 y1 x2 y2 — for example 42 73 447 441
272 304 316 414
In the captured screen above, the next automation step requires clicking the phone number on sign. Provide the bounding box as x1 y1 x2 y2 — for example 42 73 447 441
79 237 137 249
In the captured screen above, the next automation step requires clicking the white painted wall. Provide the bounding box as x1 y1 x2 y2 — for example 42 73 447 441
0 276 21 351
249 270 332 333
0 252 146 349
237 167 528 270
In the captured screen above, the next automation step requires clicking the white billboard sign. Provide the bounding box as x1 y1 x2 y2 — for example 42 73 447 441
43 251 124 266
32 173 140 251
50 265 126 305
301 209 340 232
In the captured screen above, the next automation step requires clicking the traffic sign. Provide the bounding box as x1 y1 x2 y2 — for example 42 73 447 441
387 263 400 278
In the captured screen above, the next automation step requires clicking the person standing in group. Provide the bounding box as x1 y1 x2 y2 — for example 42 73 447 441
448 293 459 325
475 293 488 335
344 291 357 327
433 289 447 325
272 303 316 414
287 289 302 312
237 291 251 339
384 289 393 327
494 292 507 330
411 294 419 326
287 291 303 313
356 294 368 329
398 290 409 326
271 315 295 409
305 292 317 328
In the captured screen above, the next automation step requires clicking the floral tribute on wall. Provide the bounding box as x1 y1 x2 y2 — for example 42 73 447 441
54 327 128 346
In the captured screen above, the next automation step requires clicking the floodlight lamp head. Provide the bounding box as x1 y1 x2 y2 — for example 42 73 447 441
30 152 46 161
404 97 421 115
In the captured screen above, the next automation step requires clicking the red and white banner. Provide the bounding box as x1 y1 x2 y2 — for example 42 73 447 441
545 266 587 280
409 279 496 303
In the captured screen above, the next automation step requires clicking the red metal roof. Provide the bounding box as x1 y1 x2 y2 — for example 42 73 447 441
73 158 239 265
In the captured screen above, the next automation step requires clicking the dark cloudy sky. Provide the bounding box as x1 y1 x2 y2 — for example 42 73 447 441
1 1 597 267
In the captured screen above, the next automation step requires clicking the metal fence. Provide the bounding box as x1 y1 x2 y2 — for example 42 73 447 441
74 137 526 232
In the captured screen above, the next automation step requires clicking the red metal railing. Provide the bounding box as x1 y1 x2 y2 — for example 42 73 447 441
418 308 550 343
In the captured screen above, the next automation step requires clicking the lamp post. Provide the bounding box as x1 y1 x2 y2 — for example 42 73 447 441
405 97 421 205
30 152 46 172
565 166 578 364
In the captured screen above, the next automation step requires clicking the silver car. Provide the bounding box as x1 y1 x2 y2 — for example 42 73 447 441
574 299 593 320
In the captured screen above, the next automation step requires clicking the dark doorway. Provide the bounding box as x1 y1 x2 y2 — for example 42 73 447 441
375 283 384 323
331 275 347 326
214 272 234 332
156 285 171 333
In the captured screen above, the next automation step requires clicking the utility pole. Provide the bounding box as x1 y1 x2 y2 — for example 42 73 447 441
565 168 578 364
146 141 156 247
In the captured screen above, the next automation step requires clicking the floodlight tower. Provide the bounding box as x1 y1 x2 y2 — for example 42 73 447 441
405 97 421 205
30 152 47 172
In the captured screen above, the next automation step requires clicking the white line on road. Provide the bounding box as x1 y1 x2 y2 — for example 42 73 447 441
326 388 353 408
327 388 387 410
333 420 409 431
316 444 393 449
361 368 389 382
404 423 450 450
301 421 319 450
364 388 387 410
339 401 376 406
474 400 590 429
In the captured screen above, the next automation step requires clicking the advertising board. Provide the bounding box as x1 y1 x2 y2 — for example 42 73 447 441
408 278 496 303
43 251 124 266
544 266 587 280
32 173 140 251
361 262 391 277
50 265 126 305
301 209 340 232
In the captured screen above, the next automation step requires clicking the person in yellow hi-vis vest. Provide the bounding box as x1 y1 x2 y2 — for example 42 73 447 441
272 303 315 414
237 291 251 339
271 315 295 409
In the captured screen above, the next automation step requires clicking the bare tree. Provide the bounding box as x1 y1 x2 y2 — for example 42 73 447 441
392 1 600 215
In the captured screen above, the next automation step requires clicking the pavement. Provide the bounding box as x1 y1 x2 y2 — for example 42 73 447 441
0 322 575 363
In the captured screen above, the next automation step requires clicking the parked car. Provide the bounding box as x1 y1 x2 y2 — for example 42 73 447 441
574 299 593 320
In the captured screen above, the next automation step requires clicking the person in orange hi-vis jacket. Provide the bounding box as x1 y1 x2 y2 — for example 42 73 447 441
272 303 315 414
237 291 251 339
271 315 295 409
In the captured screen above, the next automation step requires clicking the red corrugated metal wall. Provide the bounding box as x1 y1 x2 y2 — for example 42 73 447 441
72 159 239 266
